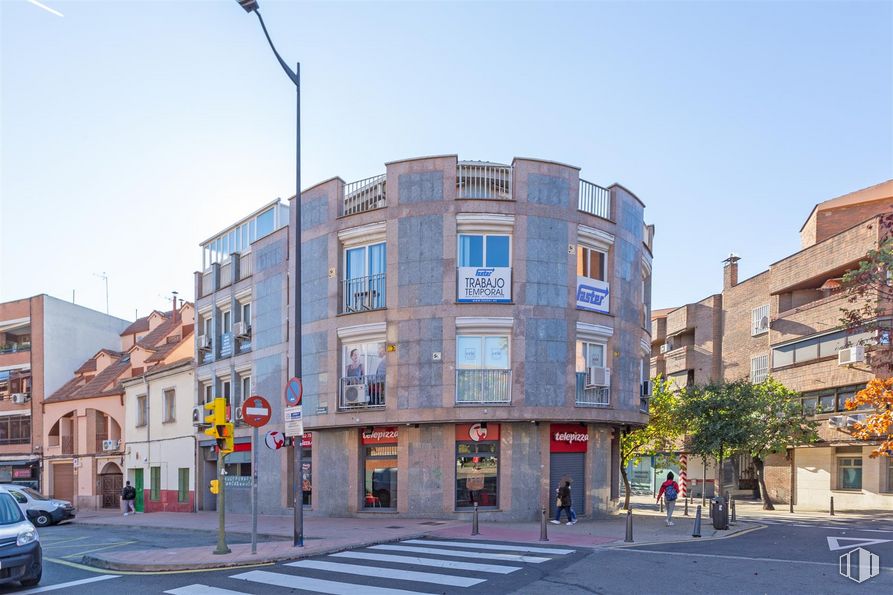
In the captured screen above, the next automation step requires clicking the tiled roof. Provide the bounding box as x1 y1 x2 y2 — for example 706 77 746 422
135 315 179 350
145 330 193 363
120 310 171 337
45 357 131 403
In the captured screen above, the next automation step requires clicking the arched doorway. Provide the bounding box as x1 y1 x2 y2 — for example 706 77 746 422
98 462 123 509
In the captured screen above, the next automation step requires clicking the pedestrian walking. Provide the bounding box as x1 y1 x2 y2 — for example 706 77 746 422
121 481 136 516
550 480 577 525
656 472 680 526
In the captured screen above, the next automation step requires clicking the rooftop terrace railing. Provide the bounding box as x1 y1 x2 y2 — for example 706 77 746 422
578 180 611 220
457 162 512 200
342 174 387 216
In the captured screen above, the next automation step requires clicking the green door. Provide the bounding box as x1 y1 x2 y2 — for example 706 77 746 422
134 469 144 512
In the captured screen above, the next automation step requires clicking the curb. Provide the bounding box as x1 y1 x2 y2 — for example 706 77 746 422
80 530 436 573
605 522 766 549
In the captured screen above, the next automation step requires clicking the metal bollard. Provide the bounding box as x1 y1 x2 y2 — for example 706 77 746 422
659 496 663 513
471 502 480 536
624 509 634 543
684 497 689 517
539 507 549 542
730 496 736 525
692 505 702 538
830 496 835 516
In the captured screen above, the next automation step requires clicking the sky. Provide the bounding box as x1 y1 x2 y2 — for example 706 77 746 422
1 0 891 322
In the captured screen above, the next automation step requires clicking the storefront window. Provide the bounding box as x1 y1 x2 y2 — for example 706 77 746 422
363 444 397 509
837 456 862 490
301 447 312 506
455 441 498 509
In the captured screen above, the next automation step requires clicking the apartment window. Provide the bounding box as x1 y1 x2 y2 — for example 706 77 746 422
457 233 512 303
836 449 862 491
201 382 213 404
884 458 893 494
752 304 770 336
150 466 161 501
237 374 251 418
0 415 31 445
240 302 251 326
576 341 606 372
772 328 874 368
136 395 148 427
459 234 510 268
750 354 769 384
456 335 510 404
575 340 609 406
577 246 606 281
800 384 869 415
221 379 231 405
162 389 175 423
178 468 189 503
339 340 386 409
343 242 386 313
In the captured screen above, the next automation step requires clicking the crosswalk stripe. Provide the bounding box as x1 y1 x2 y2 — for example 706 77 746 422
371 544 551 563
230 570 430 595
287 559 485 587
164 585 249 595
331 551 521 574
402 539 575 555
17 576 119 595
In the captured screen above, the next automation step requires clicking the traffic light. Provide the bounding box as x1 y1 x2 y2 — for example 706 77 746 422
209 480 219 494
204 398 234 454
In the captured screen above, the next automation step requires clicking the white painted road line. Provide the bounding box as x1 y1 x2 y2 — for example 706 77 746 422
402 539 575 555
287 559 485 587
165 585 249 595
614 547 893 573
230 570 429 595
18 575 119 594
371 544 551 563
331 551 522 574
827 536 892 551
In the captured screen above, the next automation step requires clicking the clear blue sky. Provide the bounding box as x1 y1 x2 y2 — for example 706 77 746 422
1 0 891 320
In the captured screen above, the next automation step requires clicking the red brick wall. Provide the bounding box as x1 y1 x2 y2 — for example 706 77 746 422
142 490 194 513
815 201 893 245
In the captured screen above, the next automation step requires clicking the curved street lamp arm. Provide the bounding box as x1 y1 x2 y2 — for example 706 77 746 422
253 10 298 87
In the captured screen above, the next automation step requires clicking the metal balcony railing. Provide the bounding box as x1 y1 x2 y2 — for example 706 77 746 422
578 180 611 219
456 369 511 404
342 174 387 216
0 343 30 355
338 375 386 410
341 273 387 313
457 162 512 200
61 436 74 454
575 372 610 407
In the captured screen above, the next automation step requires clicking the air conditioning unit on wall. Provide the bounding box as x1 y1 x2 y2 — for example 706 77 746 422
344 384 369 404
838 346 865 366
11 393 30 404
234 321 251 338
587 367 611 388
102 439 120 452
198 335 211 350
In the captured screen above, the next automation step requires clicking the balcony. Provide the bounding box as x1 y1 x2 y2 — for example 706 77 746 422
0 343 30 355
457 162 512 200
578 180 611 220
341 274 387 314
664 345 695 375
342 174 387 216
456 369 511 404
665 304 695 336
338 375 386 411
575 373 610 407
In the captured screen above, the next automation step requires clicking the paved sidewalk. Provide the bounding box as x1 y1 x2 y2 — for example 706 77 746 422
73 507 756 572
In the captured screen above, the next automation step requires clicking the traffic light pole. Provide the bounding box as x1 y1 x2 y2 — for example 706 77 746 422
214 452 230 555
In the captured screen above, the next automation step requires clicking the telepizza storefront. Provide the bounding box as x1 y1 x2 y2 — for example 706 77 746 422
549 423 588 517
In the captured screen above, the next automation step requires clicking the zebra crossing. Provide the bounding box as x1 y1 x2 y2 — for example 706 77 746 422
164 538 578 594
743 515 893 533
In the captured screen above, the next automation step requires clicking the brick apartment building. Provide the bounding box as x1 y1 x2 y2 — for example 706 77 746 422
652 179 893 511
0 295 128 491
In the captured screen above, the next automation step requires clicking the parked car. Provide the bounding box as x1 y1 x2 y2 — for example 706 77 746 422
0 485 75 527
0 489 41 587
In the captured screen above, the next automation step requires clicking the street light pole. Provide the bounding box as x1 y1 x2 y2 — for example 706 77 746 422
238 0 303 547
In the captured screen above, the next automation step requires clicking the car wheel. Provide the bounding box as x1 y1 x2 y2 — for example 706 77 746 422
20 570 41 587
32 513 51 527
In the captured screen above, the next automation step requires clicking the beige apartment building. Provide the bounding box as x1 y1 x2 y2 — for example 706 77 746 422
652 179 893 511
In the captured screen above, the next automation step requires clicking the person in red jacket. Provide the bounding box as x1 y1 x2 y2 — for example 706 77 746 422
656 472 680 526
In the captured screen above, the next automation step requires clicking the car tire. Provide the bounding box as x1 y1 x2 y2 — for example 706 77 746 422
20 570 41 587
32 512 51 527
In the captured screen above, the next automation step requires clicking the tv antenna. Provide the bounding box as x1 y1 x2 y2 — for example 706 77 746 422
93 272 109 315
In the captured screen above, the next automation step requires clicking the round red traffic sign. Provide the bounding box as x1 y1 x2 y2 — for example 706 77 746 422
286 377 303 406
241 395 272 428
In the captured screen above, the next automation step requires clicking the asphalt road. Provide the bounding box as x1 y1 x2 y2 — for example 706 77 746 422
2 517 891 594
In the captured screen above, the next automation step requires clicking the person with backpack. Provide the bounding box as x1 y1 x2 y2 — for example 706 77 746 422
656 471 680 526
121 481 136 516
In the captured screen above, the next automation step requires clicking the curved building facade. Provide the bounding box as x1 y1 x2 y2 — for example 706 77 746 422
294 155 653 520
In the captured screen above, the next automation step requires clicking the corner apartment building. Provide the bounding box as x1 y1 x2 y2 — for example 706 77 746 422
0 295 128 490
294 155 654 520
193 200 291 514
43 302 194 510
654 179 893 511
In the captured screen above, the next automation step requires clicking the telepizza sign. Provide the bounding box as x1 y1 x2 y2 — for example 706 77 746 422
550 424 589 453
455 423 500 442
361 426 399 445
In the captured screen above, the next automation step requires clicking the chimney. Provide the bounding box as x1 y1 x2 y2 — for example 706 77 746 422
723 253 740 290
171 291 179 321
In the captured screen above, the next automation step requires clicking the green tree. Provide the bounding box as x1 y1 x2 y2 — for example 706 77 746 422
738 378 820 510
619 376 681 510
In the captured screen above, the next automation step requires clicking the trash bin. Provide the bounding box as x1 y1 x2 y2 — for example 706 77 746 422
711 496 729 530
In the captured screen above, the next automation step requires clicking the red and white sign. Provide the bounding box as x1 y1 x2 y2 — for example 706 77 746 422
264 430 285 450
242 395 272 428
301 432 312 448
550 424 589 453
361 426 399 445
455 423 500 442
285 377 302 406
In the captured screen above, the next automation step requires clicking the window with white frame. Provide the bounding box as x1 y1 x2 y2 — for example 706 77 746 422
337 323 387 410
136 395 148 427
456 214 514 304
750 354 769 383
201 381 213 404
221 309 232 334
220 379 231 405
752 304 770 336
339 223 387 313
162 389 175 423
456 335 510 403
578 246 606 281
576 226 613 314
237 373 251 418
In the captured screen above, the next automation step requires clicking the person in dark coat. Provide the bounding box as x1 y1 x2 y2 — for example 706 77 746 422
550 480 577 525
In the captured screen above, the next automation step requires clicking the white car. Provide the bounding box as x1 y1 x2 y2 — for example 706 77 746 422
0 485 75 527
0 489 41 587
